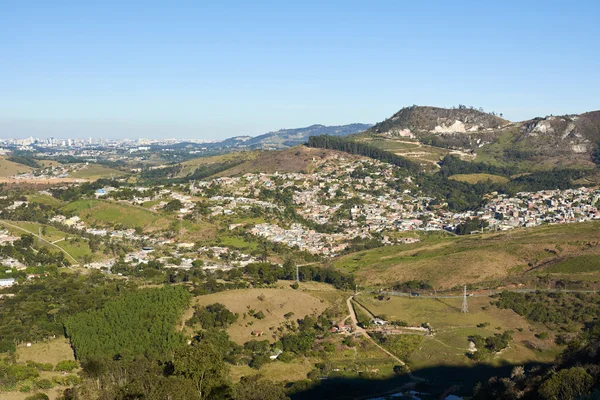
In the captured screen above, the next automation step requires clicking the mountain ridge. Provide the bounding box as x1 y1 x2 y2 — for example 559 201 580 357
363 105 600 167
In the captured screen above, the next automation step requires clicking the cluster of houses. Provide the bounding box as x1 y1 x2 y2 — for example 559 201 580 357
249 223 348 255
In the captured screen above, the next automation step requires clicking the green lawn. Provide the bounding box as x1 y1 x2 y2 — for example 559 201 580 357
217 235 259 251
26 194 65 208
68 164 126 180
62 200 171 231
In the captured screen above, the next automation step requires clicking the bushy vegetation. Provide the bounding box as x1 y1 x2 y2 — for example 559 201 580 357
243 262 355 290
392 280 433 292
7 155 41 168
187 303 238 329
65 286 190 361
474 321 600 399
369 333 423 360
496 291 600 327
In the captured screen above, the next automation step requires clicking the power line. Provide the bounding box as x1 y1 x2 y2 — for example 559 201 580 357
462 285 469 313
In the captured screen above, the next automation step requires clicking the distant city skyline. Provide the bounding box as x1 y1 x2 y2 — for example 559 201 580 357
1 1 599 140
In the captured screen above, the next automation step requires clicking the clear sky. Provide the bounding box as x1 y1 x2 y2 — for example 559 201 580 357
1 0 599 140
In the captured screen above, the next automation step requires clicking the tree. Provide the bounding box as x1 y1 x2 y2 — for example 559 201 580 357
163 199 183 212
539 367 593 400
174 340 230 400
235 375 289 400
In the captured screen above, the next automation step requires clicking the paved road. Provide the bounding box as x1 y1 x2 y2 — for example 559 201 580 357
0 220 80 266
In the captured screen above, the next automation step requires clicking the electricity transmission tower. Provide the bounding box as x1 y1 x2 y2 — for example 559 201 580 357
462 285 469 313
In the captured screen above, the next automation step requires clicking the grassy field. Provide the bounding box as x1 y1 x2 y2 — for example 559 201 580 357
61 200 172 232
449 173 509 184
354 135 451 167
218 146 362 176
355 294 560 370
332 221 600 289
26 194 65 208
216 235 260 252
178 151 261 177
545 253 600 273
2 221 65 242
178 219 217 242
230 358 314 383
0 339 78 400
191 287 329 344
67 164 125 180
0 220 100 263
0 157 34 177
16 338 75 365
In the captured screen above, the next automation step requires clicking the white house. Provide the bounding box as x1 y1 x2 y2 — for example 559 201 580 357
0 278 16 287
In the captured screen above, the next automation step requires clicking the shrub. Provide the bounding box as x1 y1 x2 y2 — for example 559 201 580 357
19 384 32 392
277 351 295 363
25 394 49 400
249 354 269 370
323 342 335 352
393 364 409 375
254 311 266 320
536 332 549 340
55 360 79 372
34 379 54 390
290 282 299 290
539 367 593 400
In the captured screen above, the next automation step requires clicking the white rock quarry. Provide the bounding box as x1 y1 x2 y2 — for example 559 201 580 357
433 120 467 134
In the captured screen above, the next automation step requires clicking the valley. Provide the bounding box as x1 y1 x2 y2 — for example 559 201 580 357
1 105 600 400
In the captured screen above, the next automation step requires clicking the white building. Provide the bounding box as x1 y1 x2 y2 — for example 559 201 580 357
0 278 16 287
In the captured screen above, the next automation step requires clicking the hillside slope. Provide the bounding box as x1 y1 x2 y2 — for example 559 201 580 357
204 123 372 151
363 105 600 168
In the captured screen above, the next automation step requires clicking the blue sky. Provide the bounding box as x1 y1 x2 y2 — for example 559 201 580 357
1 1 599 140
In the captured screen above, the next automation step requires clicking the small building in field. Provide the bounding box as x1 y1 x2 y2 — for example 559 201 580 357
0 278 16 287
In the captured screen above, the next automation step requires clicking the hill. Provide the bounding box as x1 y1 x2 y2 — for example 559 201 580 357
370 105 509 138
217 145 364 176
0 157 34 177
333 221 600 289
361 105 600 168
198 123 372 151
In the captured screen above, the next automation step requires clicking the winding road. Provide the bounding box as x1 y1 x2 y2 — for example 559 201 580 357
0 220 80 266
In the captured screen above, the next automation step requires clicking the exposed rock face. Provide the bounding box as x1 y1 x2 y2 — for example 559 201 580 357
371 105 509 136
367 105 600 167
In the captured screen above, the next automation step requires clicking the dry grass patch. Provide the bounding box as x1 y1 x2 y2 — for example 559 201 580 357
0 158 34 177
16 338 75 365
449 173 509 184
193 288 329 344
230 358 313 382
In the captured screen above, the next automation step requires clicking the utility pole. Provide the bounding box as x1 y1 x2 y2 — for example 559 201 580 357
296 264 299 283
462 285 469 313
